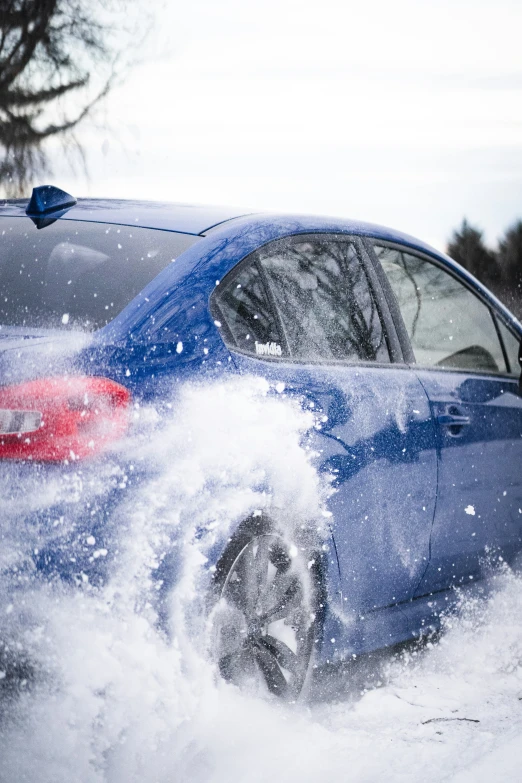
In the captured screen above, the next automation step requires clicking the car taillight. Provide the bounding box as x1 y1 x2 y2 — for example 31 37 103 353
0 377 131 462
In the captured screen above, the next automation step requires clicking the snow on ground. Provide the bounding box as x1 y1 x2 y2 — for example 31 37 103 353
0 378 521 782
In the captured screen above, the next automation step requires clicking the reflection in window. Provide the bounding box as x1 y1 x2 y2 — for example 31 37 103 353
216 263 284 355
260 238 388 363
0 220 198 331
375 245 507 374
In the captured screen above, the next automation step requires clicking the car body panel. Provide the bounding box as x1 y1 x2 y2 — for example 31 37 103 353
414 369 522 595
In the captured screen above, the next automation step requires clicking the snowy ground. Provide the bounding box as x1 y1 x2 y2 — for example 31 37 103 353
1 378 521 782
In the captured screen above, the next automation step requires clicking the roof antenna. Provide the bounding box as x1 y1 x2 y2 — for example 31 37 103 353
26 185 77 216
25 185 77 229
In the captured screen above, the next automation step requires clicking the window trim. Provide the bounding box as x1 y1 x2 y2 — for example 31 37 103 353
210 233 406 367
492 311 511 374
492 311 522 377
366 239 519 380
357 239 403 362
362 237 415 364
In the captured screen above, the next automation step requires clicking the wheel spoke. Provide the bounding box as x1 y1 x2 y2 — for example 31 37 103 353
259 574 301 624
242 542 260 613
253 641 288 696
223 566 247 611
258 569 289 616
228 543 257 613
219 647 254 682
218 650 240 681
253 536 272 608
257 634 299 674
215 612 245 658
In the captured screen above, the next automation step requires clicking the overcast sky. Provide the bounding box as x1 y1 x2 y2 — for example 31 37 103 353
52 0 522 251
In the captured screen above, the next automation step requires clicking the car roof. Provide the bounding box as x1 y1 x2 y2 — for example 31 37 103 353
2 196 439 253
0 198 252 236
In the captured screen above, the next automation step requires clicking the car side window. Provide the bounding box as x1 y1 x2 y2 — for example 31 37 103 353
259 236 389 363
214 262 286 356
374 244 508 374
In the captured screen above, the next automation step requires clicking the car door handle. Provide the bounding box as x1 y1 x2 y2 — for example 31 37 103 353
436 413 470 427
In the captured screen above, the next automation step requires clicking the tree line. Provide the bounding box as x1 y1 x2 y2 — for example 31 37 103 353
447 219 522 319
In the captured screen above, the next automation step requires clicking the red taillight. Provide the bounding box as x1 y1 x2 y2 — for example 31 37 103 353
0 377 131 462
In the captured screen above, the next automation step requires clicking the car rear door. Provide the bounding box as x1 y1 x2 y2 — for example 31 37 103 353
211 233 438 620
371 242 522 596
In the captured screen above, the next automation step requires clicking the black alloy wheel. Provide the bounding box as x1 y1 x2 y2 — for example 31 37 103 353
211 517 323 699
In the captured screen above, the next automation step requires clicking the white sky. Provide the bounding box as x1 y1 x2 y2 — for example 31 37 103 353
51 0 522 251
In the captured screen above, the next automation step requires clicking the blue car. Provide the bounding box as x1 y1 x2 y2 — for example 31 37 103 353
1 185 521 699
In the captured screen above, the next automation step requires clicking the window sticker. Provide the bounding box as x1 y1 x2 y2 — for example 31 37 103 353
254 341 283 357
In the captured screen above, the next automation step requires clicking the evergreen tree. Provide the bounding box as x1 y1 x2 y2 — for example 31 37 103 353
447 218 500 284
498 220 522 294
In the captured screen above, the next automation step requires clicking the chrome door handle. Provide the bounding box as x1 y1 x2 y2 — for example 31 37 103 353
436 413 470 427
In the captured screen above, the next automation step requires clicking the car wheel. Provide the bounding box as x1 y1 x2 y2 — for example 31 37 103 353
210 514 324 700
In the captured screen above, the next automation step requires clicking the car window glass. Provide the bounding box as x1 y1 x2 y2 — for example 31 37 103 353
497 319 521 376
0 219 199 331
260 237 389 363
214 262 286 357
374 244 507 374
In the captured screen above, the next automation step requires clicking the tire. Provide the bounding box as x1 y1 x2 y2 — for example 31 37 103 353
209 513 324 700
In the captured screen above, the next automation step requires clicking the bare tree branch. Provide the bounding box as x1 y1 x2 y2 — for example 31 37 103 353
0 0 138 196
